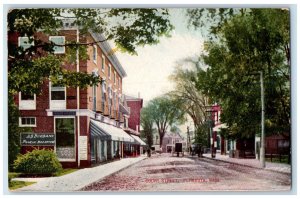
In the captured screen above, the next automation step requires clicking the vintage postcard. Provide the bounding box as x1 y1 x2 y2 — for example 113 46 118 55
6 6 292 193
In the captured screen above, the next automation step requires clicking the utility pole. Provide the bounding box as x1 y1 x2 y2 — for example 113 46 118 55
187 126 190 154
259 71 266 168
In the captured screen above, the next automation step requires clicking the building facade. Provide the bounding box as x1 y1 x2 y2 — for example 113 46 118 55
11 21 138 168
123 95 146 156
161 132 186 153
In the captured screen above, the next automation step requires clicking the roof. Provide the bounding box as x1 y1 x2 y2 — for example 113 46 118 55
164 132 183 139
90 32 127 78
124 94 142 100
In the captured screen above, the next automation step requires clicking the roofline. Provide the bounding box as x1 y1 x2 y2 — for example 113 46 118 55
89 31 127 78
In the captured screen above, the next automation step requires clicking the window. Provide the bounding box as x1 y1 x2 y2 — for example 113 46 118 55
114 71 116 85
55 117 75 160
18 37 34 50
51 87 65 100
118 77 121 90
49 36 65 54
50 81 66 109
19 117 36 127
92 45 97 63
102 82 107 100
101 55 105 71
92 85 97 111
19 92 36 110
108 64 111 79
21 93 34 100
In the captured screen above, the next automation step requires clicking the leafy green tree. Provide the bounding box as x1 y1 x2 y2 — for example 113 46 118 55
142 96 185 147
169 60 209 129
188 9 290 139
8 8 173 96
8 96 32 170
140 106 154 148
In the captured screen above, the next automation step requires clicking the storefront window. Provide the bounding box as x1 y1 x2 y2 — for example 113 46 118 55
55 118 75 160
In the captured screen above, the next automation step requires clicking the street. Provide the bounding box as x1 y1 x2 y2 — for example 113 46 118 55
81 153 291 192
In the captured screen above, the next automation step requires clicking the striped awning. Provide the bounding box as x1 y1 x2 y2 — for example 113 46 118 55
90 119 134 143
131 135 147 146
90 120 110 140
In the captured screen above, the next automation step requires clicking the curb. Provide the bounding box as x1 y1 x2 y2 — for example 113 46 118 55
202 156 291 175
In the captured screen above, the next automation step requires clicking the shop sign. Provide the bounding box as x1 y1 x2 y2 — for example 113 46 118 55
21 133 55 146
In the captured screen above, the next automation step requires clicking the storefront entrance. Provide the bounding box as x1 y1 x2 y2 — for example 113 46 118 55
55 117 76 161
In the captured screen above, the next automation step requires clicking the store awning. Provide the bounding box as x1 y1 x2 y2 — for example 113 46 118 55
91 120 134 143
213 123 228 132
90 120 110 140
131 135 147 146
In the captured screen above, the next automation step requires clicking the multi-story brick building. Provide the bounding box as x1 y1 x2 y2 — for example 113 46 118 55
10 20 137 168
123 94 146 156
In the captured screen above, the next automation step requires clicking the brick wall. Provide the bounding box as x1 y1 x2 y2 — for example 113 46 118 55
127 100 143 132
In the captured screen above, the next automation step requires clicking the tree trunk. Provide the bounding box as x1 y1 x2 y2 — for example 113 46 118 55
159 130 164 148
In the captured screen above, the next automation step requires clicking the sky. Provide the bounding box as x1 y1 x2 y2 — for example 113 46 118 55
115 9 205 106
113 9 205 134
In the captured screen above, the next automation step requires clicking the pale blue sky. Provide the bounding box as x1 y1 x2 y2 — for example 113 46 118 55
115 8 204 108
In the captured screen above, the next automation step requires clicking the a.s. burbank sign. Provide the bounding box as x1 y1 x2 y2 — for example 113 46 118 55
20 133 55 146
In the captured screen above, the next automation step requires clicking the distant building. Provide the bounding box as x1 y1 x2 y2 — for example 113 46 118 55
161 132 186 153
123 94 146 156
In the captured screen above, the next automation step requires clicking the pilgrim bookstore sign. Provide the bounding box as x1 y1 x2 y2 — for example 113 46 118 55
20 133 55 146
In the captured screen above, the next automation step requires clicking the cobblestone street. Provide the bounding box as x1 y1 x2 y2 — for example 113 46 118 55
81 153 291 192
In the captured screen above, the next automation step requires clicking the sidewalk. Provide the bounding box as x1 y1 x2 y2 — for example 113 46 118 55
11 156 147 192
202 153 291 174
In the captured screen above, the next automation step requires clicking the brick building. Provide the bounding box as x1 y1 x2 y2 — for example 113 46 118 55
123 94 146 156
10 20 138 168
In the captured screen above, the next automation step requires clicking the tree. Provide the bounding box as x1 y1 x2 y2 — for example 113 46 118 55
188 9 290 139
142 96 185 147
140 106 154 148
8 8 173 96
169 60 209 127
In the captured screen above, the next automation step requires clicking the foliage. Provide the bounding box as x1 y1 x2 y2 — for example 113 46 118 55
188 9 290 138
8 8 173 96
9 181 36 190
13 149 63 175
141 95 185 147
194 123 210 148
168 60 210 144
140 106 154 148
54 168 78 177
8 96 32 171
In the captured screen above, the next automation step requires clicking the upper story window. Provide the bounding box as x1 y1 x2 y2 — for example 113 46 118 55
118 77 121 90
101 55 105 72
50 80 66 110
102 81 107 101
19 117 36 127
19 92 36 110
114 71 116 85
108 64 111 79
49 36 65 54
18 36 34 50
92 45 97 63
51 86 65 100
